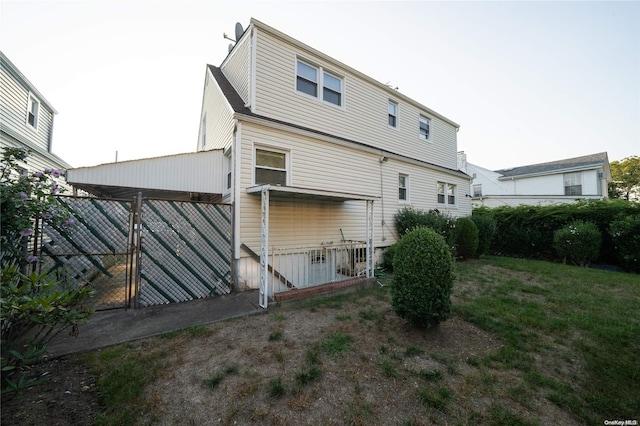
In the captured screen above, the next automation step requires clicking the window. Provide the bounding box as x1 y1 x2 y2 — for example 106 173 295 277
296 61 317 97
473 184 482 197
437 182 456 205
323 72 342 106
399 174 408 202
27 95 39 129
388 101 397 127
419 116 430 140
564 172 582 196
200 115 206 149
255 148 287 186
296 60 343 106
225 150 232 190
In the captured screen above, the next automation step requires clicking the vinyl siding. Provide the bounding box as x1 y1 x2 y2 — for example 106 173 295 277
0 66 54 154
237 122 470 256
252 28 459 170
198 69 235 151
221 32 251 104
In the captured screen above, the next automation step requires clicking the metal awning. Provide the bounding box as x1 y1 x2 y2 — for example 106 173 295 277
246 184 379 202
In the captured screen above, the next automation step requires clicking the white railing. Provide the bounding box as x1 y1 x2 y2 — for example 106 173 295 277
269 241 367 294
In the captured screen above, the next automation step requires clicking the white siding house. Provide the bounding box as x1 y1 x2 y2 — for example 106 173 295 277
66 19 471 305
199 19 471 304
1 51 70 187
462 152 611 208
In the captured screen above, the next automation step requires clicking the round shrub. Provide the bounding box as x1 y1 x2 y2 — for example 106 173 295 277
391 228 455 328
552 220 601 266
609 215 640 272
471 213 497 256
455 217 479 259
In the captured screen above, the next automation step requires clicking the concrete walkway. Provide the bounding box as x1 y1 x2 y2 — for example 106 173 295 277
47 290 264 358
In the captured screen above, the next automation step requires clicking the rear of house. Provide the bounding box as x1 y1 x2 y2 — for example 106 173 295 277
199 19 471 301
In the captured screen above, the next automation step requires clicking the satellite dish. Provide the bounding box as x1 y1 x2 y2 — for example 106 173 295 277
235 22 244 41
228 44 234 53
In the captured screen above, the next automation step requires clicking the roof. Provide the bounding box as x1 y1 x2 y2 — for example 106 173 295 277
495 152 609 179
207 65 470 181
247 184 379 202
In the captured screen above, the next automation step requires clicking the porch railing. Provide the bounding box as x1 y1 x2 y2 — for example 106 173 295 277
269 241 367 294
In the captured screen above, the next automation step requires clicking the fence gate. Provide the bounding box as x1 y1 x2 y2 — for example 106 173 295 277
135 199 232 307
41 196 232 310
41 197 134 310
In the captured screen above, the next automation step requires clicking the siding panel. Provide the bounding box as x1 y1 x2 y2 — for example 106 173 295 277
253 29 459 170
221 33 251 104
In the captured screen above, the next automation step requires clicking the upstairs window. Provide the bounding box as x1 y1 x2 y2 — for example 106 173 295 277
564 172 582 196
27 94 39 129
399 174 408 202
296 60 343 106
255 148 287 186
473 184 482 197
296 61 318 97
388 101 398 127
419 116 430 140
437 182 456 205
200 115 206 149
322 72 342 106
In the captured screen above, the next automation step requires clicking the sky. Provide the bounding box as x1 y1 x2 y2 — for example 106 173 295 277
2 0 639 171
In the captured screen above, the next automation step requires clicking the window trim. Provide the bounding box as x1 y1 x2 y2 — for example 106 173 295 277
398 173 409 203
26 93 39 131
419 115 431 141
224 148 232 194
295 58 344 108
437 181 457 206
564 172 582 196
388 100 398 128
253 145 290 187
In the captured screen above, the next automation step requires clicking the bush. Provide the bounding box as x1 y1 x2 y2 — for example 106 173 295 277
391 228 455 328
1 147 93 395
552 220 602 266
455 217 479 260
609 216 640 272
381 244 397 272
471 211 496 256
394 207 456 249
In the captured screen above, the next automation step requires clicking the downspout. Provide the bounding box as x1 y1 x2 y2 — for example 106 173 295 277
233 121 242 289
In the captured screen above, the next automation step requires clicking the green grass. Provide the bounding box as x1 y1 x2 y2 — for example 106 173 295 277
455 256 640 423
79 256 639 425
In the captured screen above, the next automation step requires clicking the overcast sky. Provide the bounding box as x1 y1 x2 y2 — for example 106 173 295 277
2 1 638 170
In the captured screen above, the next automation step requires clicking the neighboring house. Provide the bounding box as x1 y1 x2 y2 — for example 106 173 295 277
66 19 471 306
462 152 610 208
1 51 71 187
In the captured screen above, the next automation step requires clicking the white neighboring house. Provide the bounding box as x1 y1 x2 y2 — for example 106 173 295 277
1 51 71 187
461 152 611 208
67 19 472 303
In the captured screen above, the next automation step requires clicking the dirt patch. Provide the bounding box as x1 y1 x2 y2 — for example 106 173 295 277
1 357 100 426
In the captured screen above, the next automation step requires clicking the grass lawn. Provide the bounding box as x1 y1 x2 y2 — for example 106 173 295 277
80 256 639 425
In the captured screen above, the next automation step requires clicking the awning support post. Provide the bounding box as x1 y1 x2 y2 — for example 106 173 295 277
259 186 270 308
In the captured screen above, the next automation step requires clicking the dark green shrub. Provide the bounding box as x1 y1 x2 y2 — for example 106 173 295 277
455 217 479 260
609 216 640 272
381 244 397 271
552 220 602 266
391 228 455 328
471 211 496 256
394 207 456 248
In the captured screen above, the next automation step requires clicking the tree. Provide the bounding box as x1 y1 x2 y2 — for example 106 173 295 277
608 156 640 201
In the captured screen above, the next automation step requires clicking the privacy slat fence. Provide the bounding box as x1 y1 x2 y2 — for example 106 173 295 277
39 195 232 310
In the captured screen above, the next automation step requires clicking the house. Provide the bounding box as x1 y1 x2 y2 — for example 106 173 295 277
462 152 611 208
1 51 71 186
66 19 471 307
